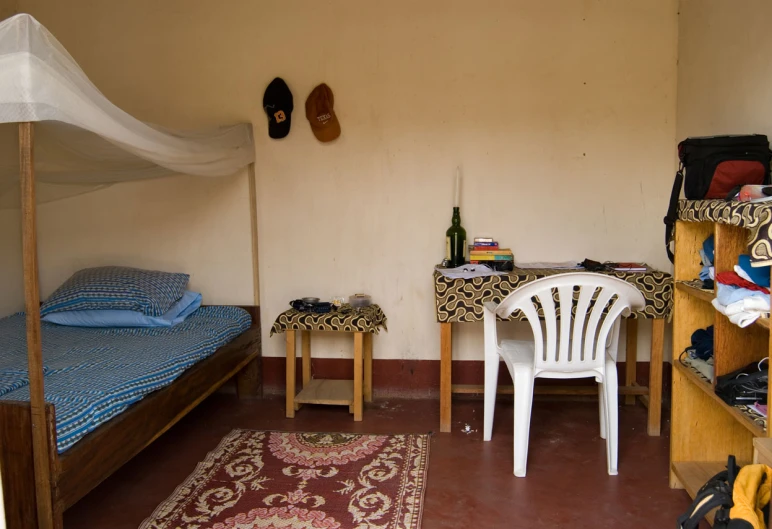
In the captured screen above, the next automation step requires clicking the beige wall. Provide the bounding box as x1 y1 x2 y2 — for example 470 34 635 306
8 0 679 361
677 0 772 139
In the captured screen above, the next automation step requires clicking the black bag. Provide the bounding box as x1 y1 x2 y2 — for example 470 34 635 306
715 360 768 406
663 135 772 262
677 456 740 529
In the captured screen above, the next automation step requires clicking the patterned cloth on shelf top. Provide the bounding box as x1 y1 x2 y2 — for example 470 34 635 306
678 199 772 267
271 304 387 335
433 265 672 323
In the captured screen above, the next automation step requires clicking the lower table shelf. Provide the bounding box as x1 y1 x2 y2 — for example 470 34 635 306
295 379 354 406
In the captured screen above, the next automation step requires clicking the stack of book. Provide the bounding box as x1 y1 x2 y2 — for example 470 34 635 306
607 262 647 272
469 237 514 264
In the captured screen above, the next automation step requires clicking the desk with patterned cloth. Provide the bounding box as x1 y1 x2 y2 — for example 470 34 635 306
272 304 387 421
433 267 673 436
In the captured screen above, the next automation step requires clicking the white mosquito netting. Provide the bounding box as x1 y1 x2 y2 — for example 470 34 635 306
0 13 255 208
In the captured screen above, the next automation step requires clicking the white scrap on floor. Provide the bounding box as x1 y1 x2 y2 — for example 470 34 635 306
462 424 476 434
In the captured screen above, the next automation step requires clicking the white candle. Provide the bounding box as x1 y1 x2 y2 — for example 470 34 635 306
454 166 461 207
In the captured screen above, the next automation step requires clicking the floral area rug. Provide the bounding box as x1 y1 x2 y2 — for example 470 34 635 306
139 430 431 529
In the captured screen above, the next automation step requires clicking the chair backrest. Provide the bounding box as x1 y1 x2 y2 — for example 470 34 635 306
495 272 646 374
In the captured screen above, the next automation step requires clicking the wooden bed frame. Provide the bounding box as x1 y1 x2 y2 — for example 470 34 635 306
0 305 262 529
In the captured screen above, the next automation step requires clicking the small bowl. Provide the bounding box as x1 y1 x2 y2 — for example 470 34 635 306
302 297 320 304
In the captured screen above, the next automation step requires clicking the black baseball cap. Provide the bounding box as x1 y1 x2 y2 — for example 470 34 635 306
263 77 293 139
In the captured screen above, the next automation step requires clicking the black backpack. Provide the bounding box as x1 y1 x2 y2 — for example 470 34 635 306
677 456 740 529
663 135 771 262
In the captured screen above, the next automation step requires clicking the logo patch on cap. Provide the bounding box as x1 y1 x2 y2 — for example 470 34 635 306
274 110 286 123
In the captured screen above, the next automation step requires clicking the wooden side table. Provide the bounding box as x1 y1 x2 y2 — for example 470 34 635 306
271 304 387 421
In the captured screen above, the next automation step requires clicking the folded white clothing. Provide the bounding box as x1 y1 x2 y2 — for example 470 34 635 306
712 297 769 328
725 296 771 313
682 355 714 381
735 265 756 284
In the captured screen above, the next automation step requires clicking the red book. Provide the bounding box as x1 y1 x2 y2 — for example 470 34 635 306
473 244 499 250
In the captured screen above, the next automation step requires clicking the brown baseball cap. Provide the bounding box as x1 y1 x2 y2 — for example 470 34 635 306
305 83 341 142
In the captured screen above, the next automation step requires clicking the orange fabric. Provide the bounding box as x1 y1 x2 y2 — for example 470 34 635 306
729 464 772 529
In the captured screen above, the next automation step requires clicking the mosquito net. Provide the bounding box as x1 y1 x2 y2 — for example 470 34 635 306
0 14 255 207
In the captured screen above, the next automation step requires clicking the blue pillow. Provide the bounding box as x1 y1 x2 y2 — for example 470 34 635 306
41 266 190 317
42 291 202 328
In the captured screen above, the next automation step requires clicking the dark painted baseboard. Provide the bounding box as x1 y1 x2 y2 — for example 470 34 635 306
262 357 672 399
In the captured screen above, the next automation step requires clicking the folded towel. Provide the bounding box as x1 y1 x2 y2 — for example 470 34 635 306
738 254 771 288
712 296 770 328
735 265 755 284
716 283 768 306
715 271 770 294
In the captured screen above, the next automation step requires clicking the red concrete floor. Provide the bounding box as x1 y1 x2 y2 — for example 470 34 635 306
64 392 693 528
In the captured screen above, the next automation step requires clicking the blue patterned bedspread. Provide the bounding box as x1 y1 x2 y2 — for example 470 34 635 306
0 306 251 453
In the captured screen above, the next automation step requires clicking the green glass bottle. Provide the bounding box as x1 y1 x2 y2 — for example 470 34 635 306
445 207 467 267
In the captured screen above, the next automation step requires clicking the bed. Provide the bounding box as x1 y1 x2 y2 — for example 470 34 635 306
0 305 262 529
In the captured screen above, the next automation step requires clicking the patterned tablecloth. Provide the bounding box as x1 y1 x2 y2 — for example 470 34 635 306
433 267 672 323
271 304 387 335
678 199 772 266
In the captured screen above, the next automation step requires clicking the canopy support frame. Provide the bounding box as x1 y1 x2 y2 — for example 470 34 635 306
20 121 55 529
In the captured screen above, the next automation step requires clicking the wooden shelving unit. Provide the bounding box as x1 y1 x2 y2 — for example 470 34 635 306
671 220 772 518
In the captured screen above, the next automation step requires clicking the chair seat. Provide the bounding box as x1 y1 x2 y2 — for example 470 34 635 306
500 339 535 365
500 339 612 379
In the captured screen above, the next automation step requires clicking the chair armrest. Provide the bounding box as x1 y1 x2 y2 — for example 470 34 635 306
483 301 499 313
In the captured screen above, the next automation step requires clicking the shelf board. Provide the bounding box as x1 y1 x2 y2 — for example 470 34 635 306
672 460 725 498
675 281 714 304
294 379 354 406
756 317 770 331
671 461 727 525
675 362 765 437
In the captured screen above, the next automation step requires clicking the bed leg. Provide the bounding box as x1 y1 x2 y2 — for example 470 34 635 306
0 402 58 529
236 357 262 399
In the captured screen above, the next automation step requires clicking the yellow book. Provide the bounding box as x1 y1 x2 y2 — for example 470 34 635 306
469 249 513 256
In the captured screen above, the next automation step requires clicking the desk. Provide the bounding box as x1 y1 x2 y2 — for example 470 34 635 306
271 304 387 421
434 267 672 436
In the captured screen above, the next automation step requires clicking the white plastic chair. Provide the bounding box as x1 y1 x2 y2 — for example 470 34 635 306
482 272 645 477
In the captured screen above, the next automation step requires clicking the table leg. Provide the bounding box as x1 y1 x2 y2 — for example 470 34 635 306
353 332 364 421
625 318 638 405
440 322 452 433
286 331 297 418
648 318 664 436
301 330 311 387
364 332 373 403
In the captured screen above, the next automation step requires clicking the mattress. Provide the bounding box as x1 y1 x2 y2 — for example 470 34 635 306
0 306 252 453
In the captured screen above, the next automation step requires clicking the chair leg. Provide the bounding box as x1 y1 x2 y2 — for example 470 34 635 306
598 381 607 440
603 367 619 475
483 356 500 441
513 368 534 477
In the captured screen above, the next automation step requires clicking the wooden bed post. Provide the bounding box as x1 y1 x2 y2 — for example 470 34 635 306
19 121 55 529
247 163 259 306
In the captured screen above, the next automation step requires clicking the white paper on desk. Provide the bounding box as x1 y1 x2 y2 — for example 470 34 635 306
436 264 506 279
515 261 583 269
